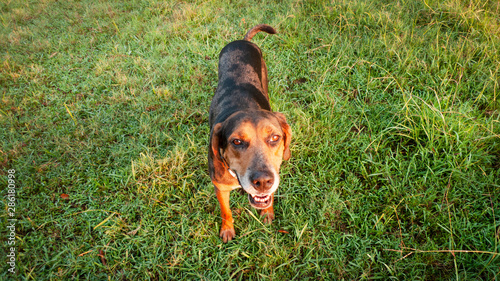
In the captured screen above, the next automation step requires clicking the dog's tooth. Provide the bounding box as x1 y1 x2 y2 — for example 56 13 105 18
250 194 271 203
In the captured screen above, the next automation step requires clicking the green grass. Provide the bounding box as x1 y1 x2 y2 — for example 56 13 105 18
1 0 499 279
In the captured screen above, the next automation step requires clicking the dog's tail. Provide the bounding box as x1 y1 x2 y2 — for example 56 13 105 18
243 24 277 41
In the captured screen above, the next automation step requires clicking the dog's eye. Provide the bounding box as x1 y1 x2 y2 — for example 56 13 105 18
232 139 243 146
270 135 280 142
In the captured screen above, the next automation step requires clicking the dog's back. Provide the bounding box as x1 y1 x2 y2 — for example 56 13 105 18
209 25 277 127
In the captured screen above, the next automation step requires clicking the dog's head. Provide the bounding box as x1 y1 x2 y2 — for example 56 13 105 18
210 110 291 209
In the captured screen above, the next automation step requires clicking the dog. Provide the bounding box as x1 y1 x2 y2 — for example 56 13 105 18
208 24 292 242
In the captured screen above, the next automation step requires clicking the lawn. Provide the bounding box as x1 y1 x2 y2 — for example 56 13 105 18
1 0 499 279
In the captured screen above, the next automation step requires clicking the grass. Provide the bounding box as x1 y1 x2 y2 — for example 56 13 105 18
1 0 499 279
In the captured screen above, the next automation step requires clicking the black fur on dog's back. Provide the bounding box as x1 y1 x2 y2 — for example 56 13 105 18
209 25 277 128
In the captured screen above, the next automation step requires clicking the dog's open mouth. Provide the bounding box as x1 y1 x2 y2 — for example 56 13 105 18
248 193 272 209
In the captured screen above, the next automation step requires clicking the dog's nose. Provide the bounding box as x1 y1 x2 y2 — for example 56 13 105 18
250 171 274 190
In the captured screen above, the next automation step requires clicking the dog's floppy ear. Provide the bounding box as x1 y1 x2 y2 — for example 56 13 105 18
209 123 227 179
274 112 292 161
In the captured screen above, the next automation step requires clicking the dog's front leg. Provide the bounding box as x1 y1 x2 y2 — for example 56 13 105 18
215 187 235 242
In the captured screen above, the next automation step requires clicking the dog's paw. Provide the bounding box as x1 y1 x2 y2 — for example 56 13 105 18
220 226 236 243
260 210 275 224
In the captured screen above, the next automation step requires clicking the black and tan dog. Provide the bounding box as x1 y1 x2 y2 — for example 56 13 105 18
208 24 292 242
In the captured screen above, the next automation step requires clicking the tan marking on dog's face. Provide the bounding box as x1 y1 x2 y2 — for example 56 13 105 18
222 118 285 196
